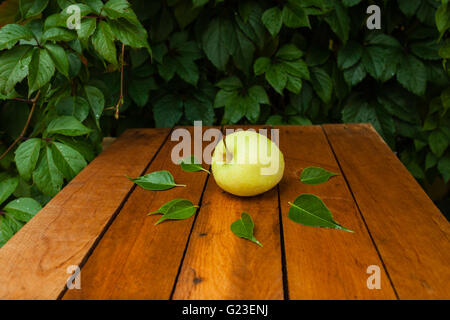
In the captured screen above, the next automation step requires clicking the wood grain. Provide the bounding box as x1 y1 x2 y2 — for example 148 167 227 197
64 126 218 300
277 125 397 299
323 124 450 299
172 126 284 300
0 128 170 300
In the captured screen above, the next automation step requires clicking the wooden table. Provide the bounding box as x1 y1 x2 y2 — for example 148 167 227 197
0 124 449 300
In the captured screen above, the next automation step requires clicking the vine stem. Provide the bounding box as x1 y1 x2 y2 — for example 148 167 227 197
0 90 41 161
114 44 125 120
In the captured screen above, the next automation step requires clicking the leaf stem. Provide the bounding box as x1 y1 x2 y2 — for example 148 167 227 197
114 43 125 120
175 184 187 187
0 90 41 161
201 168 211 174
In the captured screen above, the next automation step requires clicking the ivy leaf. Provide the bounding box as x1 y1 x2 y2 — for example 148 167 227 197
47 116 92 137
44 43 69 77
438 157 450 183
179 155 210 173
28 47 55 95
262 7 283 37
77 18 97 40
184 92 215 125
51 142 87 180
230 212 262 247
428 130 448 158
202 17 233 70
149 198 198 225
396 54 427 96
153 94 183 128
42 27 76 42
254 57 271 75
266 64 287 95
21 0 49 19
0 24 34 50
310 67 332 103
102 0 130 18
91 21 118 66
14 138 41 181
324 0 350 43
288 194 353 232
343 61 366 86
108 18 150 50
84 85 105 120
128 170 186 191
3 197 42 223
0 46 33 97
337 41 363 69
300 166 338 185
0 175 18 206
32 146 64 197
0 215 23 247
398 0 421 17
282 2 310 29
56 96 90 122
362 46 386 80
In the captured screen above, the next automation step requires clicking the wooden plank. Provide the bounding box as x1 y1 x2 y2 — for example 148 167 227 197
0 128 170 300
172 126 284 300
64 126 217 300
323 124 450 299
277 125 397 299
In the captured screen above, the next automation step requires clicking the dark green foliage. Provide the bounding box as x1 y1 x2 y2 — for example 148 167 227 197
0 0 449 246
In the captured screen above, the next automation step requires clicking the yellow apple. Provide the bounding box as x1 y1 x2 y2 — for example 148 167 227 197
211 130 285 197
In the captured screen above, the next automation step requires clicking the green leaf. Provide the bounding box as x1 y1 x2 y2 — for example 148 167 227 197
398 0 421 17
288 194 353 232
262 7 283 37
0 46 33 95
153 94 183 128
337 41 363 69
0 24 34 50
282 3 310 29
438 157 450 183
0 176 18 206
343 61 366 86
77 18 97 40
429 130 448 158
103 0 130 18
362 46 386 80
248 85 269 105
397 54 427 96
3 197 42 223
84 85 105 120
56 96 90 122
280 60 310 80
108 18 150 50
14 138 41 181
216 76 243 90
128 77 156 107
202 17 233 70
266 64 287 95
149 198 198 225
47 116 92 136
0 215 23 247
51 142 87 180
253 57 271 75
184 93 215 125
230 212 262 247
128 170 186 191
310 67 332 103
28 48 55 95
44 43 69 77
276 44 304 61
410 40 442 60
32 146 64 196
179 155 210 173
300 166 338 185
324 0 350 43
91 21 117 65
21 0 49 19
42 27 76 42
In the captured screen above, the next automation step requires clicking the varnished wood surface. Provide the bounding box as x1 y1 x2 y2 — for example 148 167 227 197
0 124 448 300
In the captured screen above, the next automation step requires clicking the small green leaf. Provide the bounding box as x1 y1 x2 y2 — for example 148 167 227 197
51 142 87 180
180 155 210 174
148 198 198 225
42 27 76 42
44 43 69 77
262 7 282 37
230 212 262 247
128 170 186 191
0 175 18 206
288 194 353 232
91 21 117 65
3 197 42 223
0 24 34 50
28 47 55 95
438 157 450 183
84 85 105 120
47 116 92 136
300 166 338 185
429 130 449 158
32 146 64 196
14 138 41 181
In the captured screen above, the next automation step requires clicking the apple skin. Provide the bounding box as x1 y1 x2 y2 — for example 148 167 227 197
211 130 285 197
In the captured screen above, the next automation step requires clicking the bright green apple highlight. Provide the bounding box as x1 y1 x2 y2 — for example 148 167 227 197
211 130 285 197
